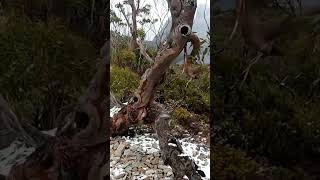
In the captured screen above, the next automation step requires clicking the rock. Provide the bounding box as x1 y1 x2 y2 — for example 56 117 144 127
151 157 159 165
114 172 126 179
123 149 132 156
152 143 159 149
192 150 198 157
110 133 209 180
145 169 156 175
114 142 128 157
163 167 172 174
198 153 207 160
158 165 167 169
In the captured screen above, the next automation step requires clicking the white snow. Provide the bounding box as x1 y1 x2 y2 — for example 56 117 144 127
110 106 210 179
110 106 122 118
41 128 57 136
179 138 210 180
0 140 35 176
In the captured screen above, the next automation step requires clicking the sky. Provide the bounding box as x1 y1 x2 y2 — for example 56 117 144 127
110 0 210 40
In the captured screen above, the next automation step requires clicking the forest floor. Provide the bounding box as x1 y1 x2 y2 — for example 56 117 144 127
110 106 210 180
0 106 210 180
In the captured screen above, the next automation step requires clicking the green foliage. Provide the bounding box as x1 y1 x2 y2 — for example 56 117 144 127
110 65 140 100
172 107 192 123
213 17 320 176
213 145 259 180
0 15 97 128
65 0 90 16
160 65 210 114
111 48 136 67
147 48 158 58
137 28 146 40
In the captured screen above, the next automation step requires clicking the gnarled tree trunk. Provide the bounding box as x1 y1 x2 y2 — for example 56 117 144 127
112 0 199 135
111 0 205 179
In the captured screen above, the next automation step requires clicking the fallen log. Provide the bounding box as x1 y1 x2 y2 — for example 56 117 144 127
155 109 206 179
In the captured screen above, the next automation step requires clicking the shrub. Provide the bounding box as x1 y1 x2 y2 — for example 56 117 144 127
160 65 210 114
213 145 259 180
0 15 97 129
110 65 140 101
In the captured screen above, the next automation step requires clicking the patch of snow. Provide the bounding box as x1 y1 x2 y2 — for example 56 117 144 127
111 133 210 180
0 140 35 176
110 106 121 118
179 138 210 180
122 135 160 154
110 105 210 179
41 128 57 136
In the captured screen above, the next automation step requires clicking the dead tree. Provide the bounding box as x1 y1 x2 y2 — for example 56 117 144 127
230 0 291 86
112 0 200 135
111 0 205 178
6 40 109 180
230 0 320 87
117 0 154 63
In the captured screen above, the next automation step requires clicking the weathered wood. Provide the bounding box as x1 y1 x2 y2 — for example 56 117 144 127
111 0 199 136
155 110 205 180
0 95 50 148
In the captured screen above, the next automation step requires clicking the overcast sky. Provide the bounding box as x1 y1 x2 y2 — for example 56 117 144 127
111 0 210 40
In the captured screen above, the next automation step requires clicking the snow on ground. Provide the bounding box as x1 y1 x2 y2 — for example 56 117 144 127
110 105 210 179
0 128 57 176
0 140 35 176
41 128 57 136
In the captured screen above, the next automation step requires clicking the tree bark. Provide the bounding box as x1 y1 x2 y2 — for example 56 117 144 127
155 110 205 179
0 95 50 148
118 0 154 63
128 0 139 50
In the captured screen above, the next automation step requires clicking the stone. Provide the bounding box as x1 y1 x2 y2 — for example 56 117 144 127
192 150 198 157
114 172 126 179
145 169 156 175
114 142 128 157
163 167 172 174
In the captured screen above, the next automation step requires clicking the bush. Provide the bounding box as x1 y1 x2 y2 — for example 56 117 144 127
213 145 259 180
160 65 210 114
110 65 140 101
111 48 136 67
0 15 98 129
